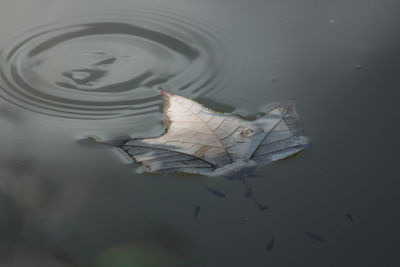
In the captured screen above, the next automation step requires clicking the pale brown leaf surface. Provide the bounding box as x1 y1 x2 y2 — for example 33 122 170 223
121 89 308 176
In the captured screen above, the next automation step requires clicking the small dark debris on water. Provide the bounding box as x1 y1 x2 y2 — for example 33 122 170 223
237 178 267 210
304 231 326 243
256 201 268 211
204 186 226 198
94 57 117 66
194 206 201 222
266 237 275 251
346 214 354 223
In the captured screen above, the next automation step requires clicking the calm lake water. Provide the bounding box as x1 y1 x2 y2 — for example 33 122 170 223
0 0 400 266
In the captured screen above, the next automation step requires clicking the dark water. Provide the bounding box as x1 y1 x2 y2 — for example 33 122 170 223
0 0 400 266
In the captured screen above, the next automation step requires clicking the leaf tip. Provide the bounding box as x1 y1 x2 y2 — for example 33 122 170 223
158 87 172 127
158 87 172 101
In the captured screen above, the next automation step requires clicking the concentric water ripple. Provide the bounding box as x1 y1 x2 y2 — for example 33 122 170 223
0 8 239 129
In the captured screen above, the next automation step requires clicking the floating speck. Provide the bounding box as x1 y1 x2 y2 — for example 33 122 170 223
304 231 326 243
346 214 354 223
266 237 275 251
256 201 268 211
204 186 226 198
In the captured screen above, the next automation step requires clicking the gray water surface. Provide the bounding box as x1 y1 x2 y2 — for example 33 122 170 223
0 0 400 266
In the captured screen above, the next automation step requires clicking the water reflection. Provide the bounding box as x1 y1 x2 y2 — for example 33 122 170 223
0 153 191 266
0 246 75 267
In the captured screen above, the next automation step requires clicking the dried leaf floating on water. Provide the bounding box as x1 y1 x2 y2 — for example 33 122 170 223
120 89 308 176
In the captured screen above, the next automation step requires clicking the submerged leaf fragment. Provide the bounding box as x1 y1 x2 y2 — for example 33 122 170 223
203 186 226 198
255 201 268 211
304 231 326 243
346 214 354 224
266 237 275 251
119 88 308 176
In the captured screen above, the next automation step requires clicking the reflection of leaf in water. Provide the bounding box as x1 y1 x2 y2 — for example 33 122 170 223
120 89 308 177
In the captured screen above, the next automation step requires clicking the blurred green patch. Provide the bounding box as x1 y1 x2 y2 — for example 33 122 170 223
95 243 180 267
